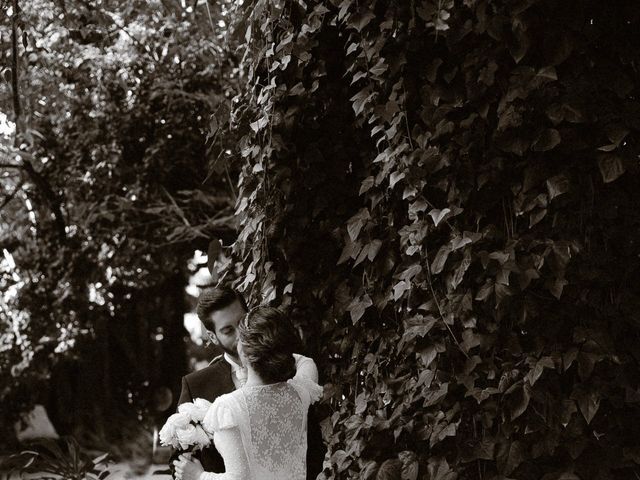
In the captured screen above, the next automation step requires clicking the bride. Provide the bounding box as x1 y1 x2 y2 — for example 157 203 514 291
174 306 323 480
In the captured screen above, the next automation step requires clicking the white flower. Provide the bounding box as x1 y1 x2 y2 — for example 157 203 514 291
159 422 178 449
193 398 212 421
158 412 191 448
176 424 211 450
193 425 211 449
178 398 211 423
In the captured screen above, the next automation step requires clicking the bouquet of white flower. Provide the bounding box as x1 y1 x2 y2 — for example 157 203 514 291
159 398 212 451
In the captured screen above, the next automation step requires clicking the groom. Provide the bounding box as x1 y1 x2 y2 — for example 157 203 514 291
172 286 326 479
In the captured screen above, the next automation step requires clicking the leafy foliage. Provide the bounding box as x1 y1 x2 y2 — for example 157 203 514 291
0 436 117 480
0 0 238 445
215 0 640 479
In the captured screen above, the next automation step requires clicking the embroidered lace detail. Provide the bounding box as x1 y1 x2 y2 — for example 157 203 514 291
199 355 323 480
242 383 306 479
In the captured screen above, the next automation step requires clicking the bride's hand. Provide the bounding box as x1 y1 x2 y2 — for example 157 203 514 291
175 454 204 480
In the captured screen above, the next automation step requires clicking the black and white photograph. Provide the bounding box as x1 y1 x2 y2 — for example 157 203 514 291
1 0 639 479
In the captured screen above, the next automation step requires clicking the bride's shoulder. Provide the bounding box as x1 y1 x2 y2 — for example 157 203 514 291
204 392 241 432
213 389 243 408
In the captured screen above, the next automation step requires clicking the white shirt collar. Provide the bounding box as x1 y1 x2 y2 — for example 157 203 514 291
223 352 244 371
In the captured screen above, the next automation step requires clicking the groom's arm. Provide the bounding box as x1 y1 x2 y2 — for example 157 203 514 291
177 376 194 405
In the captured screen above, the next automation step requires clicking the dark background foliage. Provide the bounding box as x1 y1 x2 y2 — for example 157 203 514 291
0 0 239 455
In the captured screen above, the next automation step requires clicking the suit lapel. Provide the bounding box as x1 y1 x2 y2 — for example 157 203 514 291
213 359 235 396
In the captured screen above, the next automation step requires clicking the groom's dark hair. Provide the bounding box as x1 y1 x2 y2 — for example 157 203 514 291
196 286 248 329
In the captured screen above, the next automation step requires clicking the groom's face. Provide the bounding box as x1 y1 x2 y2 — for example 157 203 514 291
207 299 246 359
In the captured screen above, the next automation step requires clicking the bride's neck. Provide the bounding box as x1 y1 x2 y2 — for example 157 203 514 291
243 365 267 387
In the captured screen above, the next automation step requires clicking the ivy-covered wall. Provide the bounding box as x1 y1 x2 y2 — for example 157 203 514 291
217 0 640 478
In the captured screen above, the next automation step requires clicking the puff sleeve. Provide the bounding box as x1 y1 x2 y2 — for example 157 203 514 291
198 395 249 480
288 354 323 406
202 396 237 434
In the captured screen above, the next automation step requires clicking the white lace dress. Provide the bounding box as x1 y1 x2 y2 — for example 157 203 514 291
199 355 323 480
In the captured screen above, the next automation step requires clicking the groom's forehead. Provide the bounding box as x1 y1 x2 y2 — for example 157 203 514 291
211 300 246 327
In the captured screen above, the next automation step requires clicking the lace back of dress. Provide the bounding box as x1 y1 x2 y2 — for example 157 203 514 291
242 383 306 480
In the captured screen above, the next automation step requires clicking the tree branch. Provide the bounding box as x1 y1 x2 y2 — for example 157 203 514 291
10 0 66 242
0 180 24 210
11 0 21 123
20 160 66 239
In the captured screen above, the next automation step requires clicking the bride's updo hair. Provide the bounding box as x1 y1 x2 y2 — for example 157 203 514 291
239 306 300 384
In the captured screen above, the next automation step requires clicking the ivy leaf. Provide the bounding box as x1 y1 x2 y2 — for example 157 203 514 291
429 208 451 226
359 176 374 195
354 245 370 267
354 239 382 266
398 264 422 281
337 239 362 265
574 388 600 424
249 116 268 133
450 249 472 289
558 398 577 427
548 277 568 299
563 348 579 371
348 294 373 323
393 280 411 301
418 345 438 368
367 240 383 261
532 129 561 151
331 449 352 473
529 208 547 228
360 460 378 480
605 125 629 145
351 71 367 85
426 457 456 480
598 155 626 183
347 208 370 241
497 440 526 475
509 383 531 420
350 88 373 116
403 185 418 199
475 280 494 301
536 66 558 81
410 199 429 217
337 0 352 21
351 10 376 32
401 457 419 480
390 171 406 189
403 315 438 340
369 58 388 76
431 244 452 275
510 23 530 63
451 234 473 250
355 392 368 414
206 238 222 276
546 174 570 200
473 439 496 461
526 356 555 386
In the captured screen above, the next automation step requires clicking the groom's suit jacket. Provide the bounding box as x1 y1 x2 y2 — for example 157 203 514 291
172 355 326 480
